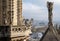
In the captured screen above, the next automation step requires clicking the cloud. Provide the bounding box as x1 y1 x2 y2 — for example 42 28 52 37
22 2 44 13
22 2 48 20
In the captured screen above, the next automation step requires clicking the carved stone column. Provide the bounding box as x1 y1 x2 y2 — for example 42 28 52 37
47 2 60 41
17 0 23 26
47 2 53 31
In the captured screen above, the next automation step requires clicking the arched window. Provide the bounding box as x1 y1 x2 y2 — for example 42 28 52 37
18 28 21 31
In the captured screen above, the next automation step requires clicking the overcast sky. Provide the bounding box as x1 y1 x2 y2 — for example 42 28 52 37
22 0 60 22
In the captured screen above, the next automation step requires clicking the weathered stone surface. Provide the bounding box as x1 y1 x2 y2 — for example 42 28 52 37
0 0 32 41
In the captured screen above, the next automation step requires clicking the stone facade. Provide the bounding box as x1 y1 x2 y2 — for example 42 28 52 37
0 0 32 41
0 0 23 26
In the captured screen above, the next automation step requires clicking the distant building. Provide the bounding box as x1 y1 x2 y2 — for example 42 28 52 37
28 32 43 41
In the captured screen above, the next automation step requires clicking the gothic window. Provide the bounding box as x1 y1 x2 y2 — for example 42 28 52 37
8 5 11 7
12 28 14 31
8 11 11 15
12 11 14 14
12 28 21 32
18 28 21 31
2 7 5 12
15 28 17 31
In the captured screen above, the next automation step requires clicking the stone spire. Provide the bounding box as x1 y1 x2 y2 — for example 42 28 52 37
47 2 53 31
47 2 60 41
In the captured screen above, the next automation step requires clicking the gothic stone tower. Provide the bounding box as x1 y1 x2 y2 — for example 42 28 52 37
0 0 31 41
0 0 23 26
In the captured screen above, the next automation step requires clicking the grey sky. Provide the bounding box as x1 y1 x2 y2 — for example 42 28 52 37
22 0 60 22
